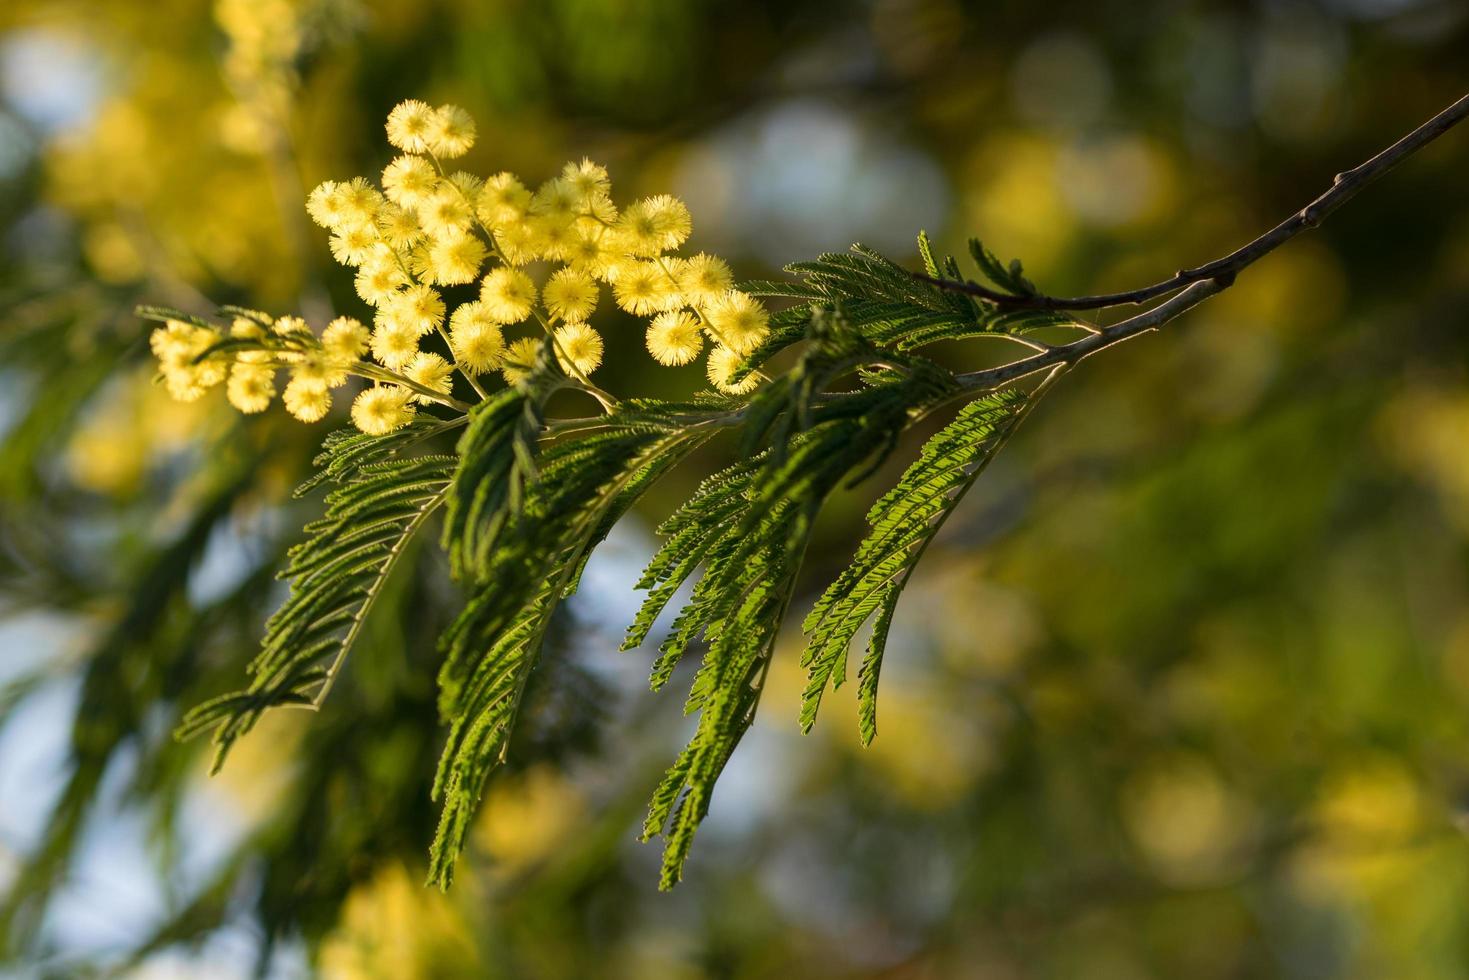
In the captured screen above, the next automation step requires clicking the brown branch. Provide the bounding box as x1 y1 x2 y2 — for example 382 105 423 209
956 279 1225 390
925 89 1469 311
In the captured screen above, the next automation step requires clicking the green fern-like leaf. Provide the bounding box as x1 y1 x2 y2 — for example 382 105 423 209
800 389 1029 743
631 362 961 888
176 421 454 770
429 404 718 886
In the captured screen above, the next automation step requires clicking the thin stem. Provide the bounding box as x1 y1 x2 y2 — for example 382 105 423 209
353 361 475 412
924 90 1469 311
532 308 618 411
955 279 1225 390
435 321 491 400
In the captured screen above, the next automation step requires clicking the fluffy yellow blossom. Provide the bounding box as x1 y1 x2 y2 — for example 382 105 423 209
335 177 385 232
531 215 577 261
151 99 766 436
613 261 679 315
322 317 370 361
329 225 380 267
227 363 276 413
530 178 580 227
449 303 505 373
151 320 227 401
292 351 349 390
306 180 349 229
230 318 272 364
678 253 734 306
617 195 691 256
561 158 611 206
480 268 536 323
381 155 438 208
283 376 332 422
445 171 484 200
500 337 543 385
385 99 436 153
704 290 770 354
493 223 538 266
564 226 619 279
419 185 475 238
646 310 704 366
370 320 421 370
542 267 598 322
425 231 487 286
375 204 423 248
426 105 476 158
404 351 454 404
352 385 416 435
706 345 759 395
554 323 604 376
355 256 410 305
477 173 531 228
389 284 445 335
273 315 310 337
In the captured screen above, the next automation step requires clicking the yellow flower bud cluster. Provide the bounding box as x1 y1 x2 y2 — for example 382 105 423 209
149 100 772 435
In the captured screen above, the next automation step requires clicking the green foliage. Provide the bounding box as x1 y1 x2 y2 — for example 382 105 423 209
168 234 1086 891
800 387 1030 744
176 421 456 770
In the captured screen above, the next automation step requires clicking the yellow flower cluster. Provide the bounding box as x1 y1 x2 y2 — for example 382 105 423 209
149 100 771 434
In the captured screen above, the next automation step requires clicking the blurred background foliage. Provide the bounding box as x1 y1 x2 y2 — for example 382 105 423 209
1 0 1468 977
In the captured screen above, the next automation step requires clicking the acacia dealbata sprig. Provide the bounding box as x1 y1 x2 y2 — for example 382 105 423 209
142 91 1469 889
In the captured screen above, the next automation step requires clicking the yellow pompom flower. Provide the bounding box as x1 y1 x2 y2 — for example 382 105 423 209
352 385 416 435
329 225 380 267
617 195 692 256
426 231 487 286
152 320 226 401
493 223 538 266
564 227 619 279
292 351 349 390
419 185 475 238
227 363 275 414
646 310 704 366
376 204 423 248
404 351 454 404
390 284 446 335
385 99 436 153
612 261 679 315
531 213 577 261
530 177 580 226
370 320 421 370
678 253 734 306
230 318 271 364
273 315 311 337
478 173 531 228
426 104 476 158
561 158 610 206
306 180 349 229
500 337 543 385
382 155 439 208
542 267 599 322
355 257 410 306
448 302 505 373
704 290 769 354
336 177 385 232
322 317 370 361
283 376 332 422
579 191 618 228
480 268 537 323
554 323 604 376
706 345 759 395
445 171 484 200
